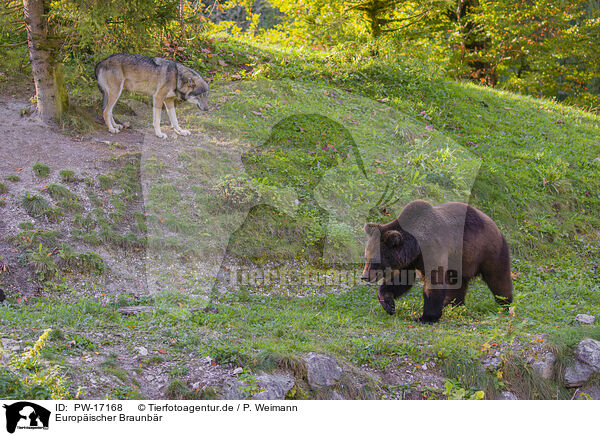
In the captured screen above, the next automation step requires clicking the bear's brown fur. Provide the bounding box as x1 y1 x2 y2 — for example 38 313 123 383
361 200 512 323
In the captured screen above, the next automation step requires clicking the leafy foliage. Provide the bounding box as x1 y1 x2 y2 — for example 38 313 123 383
0 329 71 399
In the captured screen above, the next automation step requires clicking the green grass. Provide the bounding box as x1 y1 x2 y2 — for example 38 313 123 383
1 35 599 399
43 184 82 213
43 184 75 202
6 175 20 182
33 163 50 178
1 266 597 398
21 193 51 217
59 170 76 183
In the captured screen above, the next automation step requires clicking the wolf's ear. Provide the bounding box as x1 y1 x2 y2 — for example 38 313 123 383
363 223 380 236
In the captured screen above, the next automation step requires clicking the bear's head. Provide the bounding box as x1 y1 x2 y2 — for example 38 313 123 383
361 222 420 283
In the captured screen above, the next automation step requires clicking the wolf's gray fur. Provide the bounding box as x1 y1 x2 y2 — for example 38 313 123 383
95 53 209 138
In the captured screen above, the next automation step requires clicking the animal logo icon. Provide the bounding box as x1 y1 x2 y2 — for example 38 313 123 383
3 402 50 434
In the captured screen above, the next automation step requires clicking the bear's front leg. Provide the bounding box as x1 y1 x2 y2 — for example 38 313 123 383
419 288 446 323
377 282 413 315
377 283 396 315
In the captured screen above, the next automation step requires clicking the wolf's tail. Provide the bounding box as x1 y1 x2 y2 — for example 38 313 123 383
94 61 108 111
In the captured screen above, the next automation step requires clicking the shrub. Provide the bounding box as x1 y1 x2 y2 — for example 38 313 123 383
28 243 58 282
21 193 50 217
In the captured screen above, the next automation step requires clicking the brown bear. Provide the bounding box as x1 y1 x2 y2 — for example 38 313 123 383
361 200 512 323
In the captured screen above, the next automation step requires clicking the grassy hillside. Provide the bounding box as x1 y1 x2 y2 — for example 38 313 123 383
0 36 599 400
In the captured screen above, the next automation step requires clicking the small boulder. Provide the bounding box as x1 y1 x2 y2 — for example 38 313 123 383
577 385 600 400
575 338 600 371
220 378 245 400
480 354 501 370
531 352 556 379
564 360 595 387
253 373 295 400
331 391 345 400
305 353 342 388
575 314 596 325
498 392 518 400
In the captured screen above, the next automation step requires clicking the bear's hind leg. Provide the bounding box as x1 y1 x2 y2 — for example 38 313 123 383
444 280 469 307
481 267 513 309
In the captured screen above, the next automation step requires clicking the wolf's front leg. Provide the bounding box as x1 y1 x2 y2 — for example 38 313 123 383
153 94 168 139
164 98 190 136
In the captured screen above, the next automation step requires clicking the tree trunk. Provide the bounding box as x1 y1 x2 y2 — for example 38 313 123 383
22 0 68 122
179 0 187 40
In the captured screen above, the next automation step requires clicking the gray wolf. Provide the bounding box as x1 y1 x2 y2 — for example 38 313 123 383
95 53 209 138
361 200 512 323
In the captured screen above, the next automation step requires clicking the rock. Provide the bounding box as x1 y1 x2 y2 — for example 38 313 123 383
220 379 244 400
253 373 295 400
480 354 501 370
232 367 244 375
532 352 556 379
331 391 345 400
1 338 20 352
0 289 5 303
220 372 295 400
564 361 595 387
0 344 9 362
578 385 600 400
575 314 595 325
136 346 148 356
305 353 342 388
498 392 518 400
575 338 600 371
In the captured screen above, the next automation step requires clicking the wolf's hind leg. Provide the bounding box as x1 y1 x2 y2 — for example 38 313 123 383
103 79 124 133
164 98 190 136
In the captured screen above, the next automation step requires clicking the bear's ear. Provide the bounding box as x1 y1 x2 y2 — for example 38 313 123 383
363 223 380 236
384 230 403 247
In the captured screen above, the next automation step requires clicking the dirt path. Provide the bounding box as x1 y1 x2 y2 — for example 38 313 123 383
0 98 144 174
0 97 147 297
